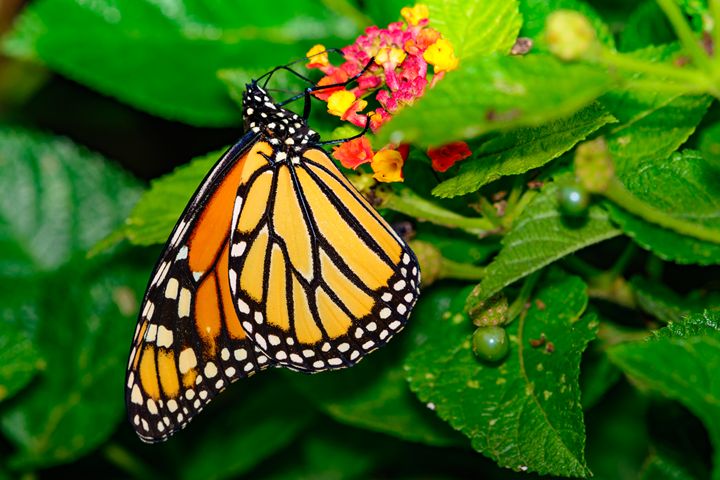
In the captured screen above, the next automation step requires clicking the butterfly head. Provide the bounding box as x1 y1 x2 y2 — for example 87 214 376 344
242 82 320 161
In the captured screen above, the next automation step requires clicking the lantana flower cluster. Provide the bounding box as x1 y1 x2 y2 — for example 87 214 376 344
306 4 471 182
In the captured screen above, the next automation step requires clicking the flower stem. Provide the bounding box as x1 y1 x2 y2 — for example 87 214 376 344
440 258 485 281
656 0 716 75
606 178 720 244
507 271 542 322
596 48 709 86
377 186 498 236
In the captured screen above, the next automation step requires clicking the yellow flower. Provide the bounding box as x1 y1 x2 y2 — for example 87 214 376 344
371 149 405 182
375 46 407 67
306 44 329 68
423 38 459 72
327 90 357 117
401 4 429 26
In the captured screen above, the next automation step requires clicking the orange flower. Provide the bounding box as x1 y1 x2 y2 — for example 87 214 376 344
327 90 368 119
313 69 350 101
332 136 374 169
371 149 405 182
427 141 471 172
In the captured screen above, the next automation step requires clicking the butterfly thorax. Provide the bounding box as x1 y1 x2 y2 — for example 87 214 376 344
242 83 320 164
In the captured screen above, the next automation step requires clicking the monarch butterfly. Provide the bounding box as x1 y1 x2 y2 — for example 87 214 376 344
125 59 421 443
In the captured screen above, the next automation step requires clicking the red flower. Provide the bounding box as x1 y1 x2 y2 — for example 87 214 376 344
332 136 374 169
427 141 472 172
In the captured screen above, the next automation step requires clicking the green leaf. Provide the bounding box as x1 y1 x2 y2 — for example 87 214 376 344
405 273 597 476
640 452 698 480
0 128 141 273
606 150 720 265
630 275 720 323
1 261 147 469
700 122 720 171
378 54 610 147
580 343 621 410
619 1 674 51
607 312 720 480
287 337 464 448
0 323 42 402
123 149 220 246
3 0 356 126
432 103 615 198
471 181 620 301
518 0 615 49
427 0 522 59
171 375 315 480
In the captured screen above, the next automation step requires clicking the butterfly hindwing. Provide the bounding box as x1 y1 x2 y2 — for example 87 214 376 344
126 137 273 443
228 146 421 372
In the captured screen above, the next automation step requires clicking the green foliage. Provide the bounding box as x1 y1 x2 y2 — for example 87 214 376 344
3 0 720 478
2 0 357 126
608 312 720 479
432 103 615 197
406 274 597 476
378 54 611 146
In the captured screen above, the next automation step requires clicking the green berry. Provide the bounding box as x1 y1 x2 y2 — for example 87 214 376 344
472 326 510 363
558 184 590 216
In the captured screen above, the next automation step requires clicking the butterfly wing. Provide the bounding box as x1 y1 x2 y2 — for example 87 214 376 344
126 136 274 443
228 147 421 372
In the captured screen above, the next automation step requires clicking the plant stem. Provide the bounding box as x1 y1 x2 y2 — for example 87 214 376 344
507 271 542 323
606 178 720 244
656 0 716 75
617 79 710 95
609 241 637 279
440 258 485 281
103 443 157 480
597 48 707 85
377 186 498 237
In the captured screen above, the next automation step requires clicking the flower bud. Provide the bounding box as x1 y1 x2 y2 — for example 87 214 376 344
574 137 614 193
408 240 441 285
546 10 597 61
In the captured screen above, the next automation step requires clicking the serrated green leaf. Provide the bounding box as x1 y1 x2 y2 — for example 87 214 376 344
432 103 615 198
0 128 141 274
169 375 314 480
427 0 521 59
607 311 720 480
472 181 620 301
378 54 610 147
606 151 720 265
631 275 720 323
124 149 221 246
0 323 42 402
287 337 464 448
405 273 596 477
3 0 356 126
518 0 615 49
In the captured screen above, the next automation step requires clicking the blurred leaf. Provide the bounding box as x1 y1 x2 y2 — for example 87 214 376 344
518 0 615 50
170 376 315 480
606 151 720 265
122 149 220 246
584 384 650 479
580 343 621 410
700 122 720 171
0 323 42 402
405 273 596 477
631 275 720 323
472 181 620 301
414 225 500 264
608 312 720 480
1 261 147 469
378 54 610 147
364 0 406 26
640 452 697 480
432 103 615 198
287 337 464 448
0 128 141 274
3 0 356 126
619 1 674 52
0 128 147 468
427 0 521 59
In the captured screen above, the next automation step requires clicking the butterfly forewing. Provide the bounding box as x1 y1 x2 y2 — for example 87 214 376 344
228 146 421 372
126 139 273 443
